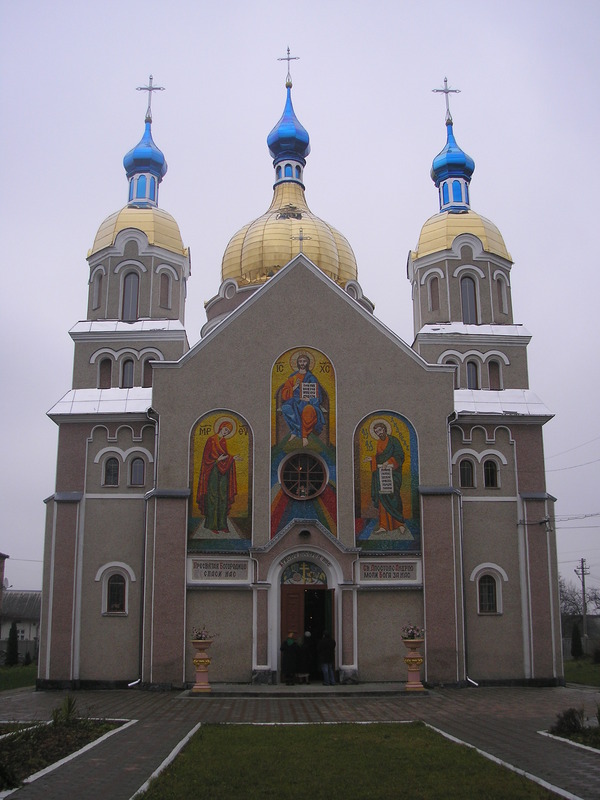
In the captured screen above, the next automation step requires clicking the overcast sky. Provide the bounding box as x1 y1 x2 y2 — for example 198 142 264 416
1 0 598 592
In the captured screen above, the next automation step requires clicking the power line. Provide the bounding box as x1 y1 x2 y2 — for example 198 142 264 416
546 435 600 459
546 457 600 473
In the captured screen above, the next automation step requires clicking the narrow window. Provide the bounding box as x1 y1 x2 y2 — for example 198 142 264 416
428 276 440 312
478 575 497 613
488 360 501 390
461 276 478 324
276 166 282 180
122 272 139 322
284 164 292 178
128 181 134 202
122 359 134 388
484 459 498 488
496 276 508 314
159 272 171 309
136 175 147 199
452 180 462 202
131 458 145 486
107 574 126 613
149 176 156 202
105 457 119 486
465 184 470 205
466 360 479 389
99 358 112 389
142 358 153 388
92 272 103 310
295 165 301 179
459 459 474 488
442 182 449 205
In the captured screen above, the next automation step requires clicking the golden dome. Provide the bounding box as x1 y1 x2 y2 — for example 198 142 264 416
89 206 187 257
221 183 357 287
414 210 511 262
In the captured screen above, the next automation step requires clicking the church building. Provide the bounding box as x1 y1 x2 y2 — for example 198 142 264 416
38 69 562 688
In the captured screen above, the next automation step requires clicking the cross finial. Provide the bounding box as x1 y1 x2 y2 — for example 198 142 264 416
278 47 299 88
136 74 165 123
291 228 311 253
432 77 460 123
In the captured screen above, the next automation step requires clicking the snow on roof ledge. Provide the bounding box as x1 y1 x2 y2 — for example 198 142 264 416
47 387 153 417
454 389 553 418
420 322 532 337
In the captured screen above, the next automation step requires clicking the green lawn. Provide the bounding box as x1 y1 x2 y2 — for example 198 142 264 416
0 664 37 692
564 657 600 686
142 723 558 799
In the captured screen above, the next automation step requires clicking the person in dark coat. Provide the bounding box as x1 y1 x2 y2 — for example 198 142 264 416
280 632 299 685
317 630 336 685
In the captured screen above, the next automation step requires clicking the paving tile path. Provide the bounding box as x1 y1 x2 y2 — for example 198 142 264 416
1 684 600 799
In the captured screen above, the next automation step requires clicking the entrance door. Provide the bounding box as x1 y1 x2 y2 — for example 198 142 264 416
280 586 335 678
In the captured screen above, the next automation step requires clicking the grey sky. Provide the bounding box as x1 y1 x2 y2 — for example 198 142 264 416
1 0 598 590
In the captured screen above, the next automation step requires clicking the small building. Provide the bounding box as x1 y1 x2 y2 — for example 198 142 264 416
1 590 41 663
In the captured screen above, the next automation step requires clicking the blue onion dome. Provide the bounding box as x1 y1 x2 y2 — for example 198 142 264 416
123 120 167 180
122 116 167 208
267 77 311 172
431 119 475 213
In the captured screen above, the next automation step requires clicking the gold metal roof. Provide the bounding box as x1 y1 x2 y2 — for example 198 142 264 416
221 183 357 286
89 206 187 257
413 211 511 261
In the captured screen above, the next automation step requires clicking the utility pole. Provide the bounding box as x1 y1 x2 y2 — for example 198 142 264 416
574 558 590 644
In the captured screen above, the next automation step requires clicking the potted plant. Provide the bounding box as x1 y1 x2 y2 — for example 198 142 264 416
401 623 425 692
190 625 217 693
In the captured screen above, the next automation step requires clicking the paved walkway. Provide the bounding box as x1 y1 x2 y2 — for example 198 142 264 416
2 683 600 799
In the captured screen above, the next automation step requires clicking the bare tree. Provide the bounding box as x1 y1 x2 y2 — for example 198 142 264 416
559 576 583 617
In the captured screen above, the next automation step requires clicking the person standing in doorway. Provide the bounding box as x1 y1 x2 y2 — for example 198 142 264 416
280 632 299 685
317 630 336 686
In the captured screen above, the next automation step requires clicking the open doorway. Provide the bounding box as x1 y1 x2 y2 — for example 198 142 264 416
281 584 334 680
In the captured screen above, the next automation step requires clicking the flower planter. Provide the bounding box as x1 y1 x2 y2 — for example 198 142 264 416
191 639 213 693
402 637 425 691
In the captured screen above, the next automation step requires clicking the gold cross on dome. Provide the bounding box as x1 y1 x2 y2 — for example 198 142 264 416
136 74 165 122
432 77 461 123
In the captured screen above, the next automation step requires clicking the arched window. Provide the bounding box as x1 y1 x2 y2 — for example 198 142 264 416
130 458 145 486
478 574 497 613
122 272 139 322
107 574 126 613
136 175 147 199
99 358 112 389
104 457 119 486
149 176 156 202
442 182 449 205
284 164 292 178
488 360 501 390
428 276 440 312
466 360 479 389
452 180 462 202
461 276 478 324
295 165 301 180
122 359 134 388
465 184 470 205
484 459 498 488
92 272 103 310
128 181 134 202
142 358 153 388
459 459 474 488
276 166 282 180
159 272 171 309
496 276 508 314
